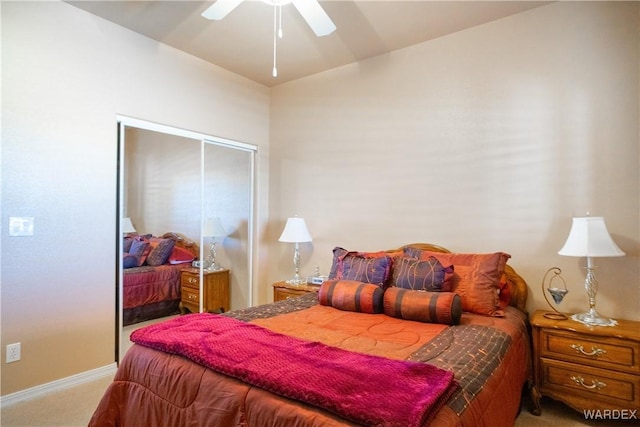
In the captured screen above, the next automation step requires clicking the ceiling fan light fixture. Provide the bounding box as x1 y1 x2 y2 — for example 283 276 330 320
262 0 293 6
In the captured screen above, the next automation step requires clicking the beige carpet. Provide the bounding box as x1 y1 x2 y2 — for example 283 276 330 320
1 375 114 427
515 398 630 427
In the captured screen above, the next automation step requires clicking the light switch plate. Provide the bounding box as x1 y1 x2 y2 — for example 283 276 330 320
9 217 34 236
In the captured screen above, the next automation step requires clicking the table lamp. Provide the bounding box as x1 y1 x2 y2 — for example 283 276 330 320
279 217 312 285
558 216 625 326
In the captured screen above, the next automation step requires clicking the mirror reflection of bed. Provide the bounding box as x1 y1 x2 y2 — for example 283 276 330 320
118 123 255 362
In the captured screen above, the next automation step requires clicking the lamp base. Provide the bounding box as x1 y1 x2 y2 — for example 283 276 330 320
285 276 305 286
571 309 618 327
205 263 224 272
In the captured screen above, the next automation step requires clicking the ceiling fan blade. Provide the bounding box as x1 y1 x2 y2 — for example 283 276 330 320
291 0 336 37
201 0 244 20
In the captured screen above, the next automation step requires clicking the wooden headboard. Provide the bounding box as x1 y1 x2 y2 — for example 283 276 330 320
391 243 528 314
161 232 200 259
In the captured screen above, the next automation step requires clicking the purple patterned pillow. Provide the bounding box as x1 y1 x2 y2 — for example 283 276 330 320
129 239 148 257
328 247 393 287
123 237 134 253
392 256 453 292
145 238 176 266
128 239 149 267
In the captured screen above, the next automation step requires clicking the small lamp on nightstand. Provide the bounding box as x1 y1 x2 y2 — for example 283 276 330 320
279 217 312 286
558 216 625 327
204 217 227 272
122 217 136 235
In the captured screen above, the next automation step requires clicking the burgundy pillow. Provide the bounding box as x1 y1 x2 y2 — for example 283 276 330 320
318 280 384 314
328 247 393 287
383 287 462 325
391 256 454 292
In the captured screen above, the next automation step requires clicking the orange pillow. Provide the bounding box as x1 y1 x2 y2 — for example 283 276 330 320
497 273 511 310
405 248 510 317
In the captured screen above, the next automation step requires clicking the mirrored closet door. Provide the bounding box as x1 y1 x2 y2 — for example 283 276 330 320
116 118 256 362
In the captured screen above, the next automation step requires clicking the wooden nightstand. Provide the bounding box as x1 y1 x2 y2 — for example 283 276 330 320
272 281 320 302
531 310 640 416
180 268 230 314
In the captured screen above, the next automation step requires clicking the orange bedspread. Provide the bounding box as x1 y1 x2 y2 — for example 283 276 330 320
252 304 448 360
90 295 530 427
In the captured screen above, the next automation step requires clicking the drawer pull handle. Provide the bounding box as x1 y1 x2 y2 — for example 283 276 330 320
188 277 198 284
570 375 606 390
570 344 606 357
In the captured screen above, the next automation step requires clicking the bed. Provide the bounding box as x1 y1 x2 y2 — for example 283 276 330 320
122 232 198 326
94 243 531 426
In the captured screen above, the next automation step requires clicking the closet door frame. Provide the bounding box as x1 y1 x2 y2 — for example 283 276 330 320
116 115 257 362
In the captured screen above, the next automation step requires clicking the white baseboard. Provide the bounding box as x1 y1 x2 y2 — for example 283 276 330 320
0 363 117 408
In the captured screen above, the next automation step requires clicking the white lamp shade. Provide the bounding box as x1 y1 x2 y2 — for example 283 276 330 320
122 217 136 233
558 217 625 257
279 217 312 243
203 217 227 237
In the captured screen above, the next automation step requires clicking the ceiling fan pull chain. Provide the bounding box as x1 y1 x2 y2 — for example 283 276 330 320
272 5 278 77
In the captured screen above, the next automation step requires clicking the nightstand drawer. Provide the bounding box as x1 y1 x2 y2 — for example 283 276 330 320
181 273 200 287
274 288 309 301
181 287 200 304
540 358 640 409
272 281 320 302
541 330 640 374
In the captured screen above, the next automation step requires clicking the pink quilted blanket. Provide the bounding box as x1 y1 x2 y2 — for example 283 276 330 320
131 313 458 427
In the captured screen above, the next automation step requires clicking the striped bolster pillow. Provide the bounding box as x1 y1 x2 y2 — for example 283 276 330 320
383 287 462 325
318 280 384 314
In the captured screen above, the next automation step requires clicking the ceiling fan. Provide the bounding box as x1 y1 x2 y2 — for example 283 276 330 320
201 0 336 37
202 0 336 77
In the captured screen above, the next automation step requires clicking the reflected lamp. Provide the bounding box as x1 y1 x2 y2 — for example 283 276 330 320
122 218 136 235
204 217 227 271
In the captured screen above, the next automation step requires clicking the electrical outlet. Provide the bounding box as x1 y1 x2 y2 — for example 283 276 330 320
6 343 21 363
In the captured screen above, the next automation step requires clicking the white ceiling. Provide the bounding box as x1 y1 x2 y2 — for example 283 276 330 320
67 1 549 87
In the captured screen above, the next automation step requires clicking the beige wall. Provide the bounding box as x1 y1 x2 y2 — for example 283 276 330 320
1 1 270 395
269 1 639 320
